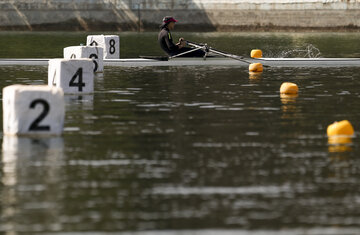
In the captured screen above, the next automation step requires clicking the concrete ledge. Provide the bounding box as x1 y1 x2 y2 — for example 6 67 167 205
0 0 359 31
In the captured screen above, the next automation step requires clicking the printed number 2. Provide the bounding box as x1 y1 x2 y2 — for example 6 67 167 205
69 68 85 91
109 39 116 54
29 99 50 131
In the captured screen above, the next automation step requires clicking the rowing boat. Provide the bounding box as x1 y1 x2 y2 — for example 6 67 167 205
105 57 360 67
0 57 360 67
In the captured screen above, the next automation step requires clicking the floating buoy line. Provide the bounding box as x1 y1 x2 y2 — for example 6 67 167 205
1 38 357 148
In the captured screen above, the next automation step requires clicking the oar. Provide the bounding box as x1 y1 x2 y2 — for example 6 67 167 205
139 45 205 61
169 46 205 59
186 40 270 67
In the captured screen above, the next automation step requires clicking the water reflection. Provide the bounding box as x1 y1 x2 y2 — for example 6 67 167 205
1 136 64 233
248 72 262 81
327 136 354 183
280 93 299 119
95 73 104 80
64 94 94 111
328 136 353 153
94 73 105 91
280 93 298 104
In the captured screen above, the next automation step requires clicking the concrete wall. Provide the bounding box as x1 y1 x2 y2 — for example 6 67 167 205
0 0 359 31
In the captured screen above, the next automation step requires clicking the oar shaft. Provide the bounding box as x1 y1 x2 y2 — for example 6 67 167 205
209 49 250 64
187 41 254 65
169 46 204 59
187 40 238 56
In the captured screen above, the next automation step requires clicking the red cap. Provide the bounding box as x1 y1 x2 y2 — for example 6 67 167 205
163 16 178 24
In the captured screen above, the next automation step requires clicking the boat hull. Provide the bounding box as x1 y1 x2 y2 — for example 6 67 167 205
0 57 360 67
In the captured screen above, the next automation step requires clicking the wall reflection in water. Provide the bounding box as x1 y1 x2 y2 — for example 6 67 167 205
1 136 64 233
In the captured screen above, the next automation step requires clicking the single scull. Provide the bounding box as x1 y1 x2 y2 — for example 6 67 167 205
0 57 360 67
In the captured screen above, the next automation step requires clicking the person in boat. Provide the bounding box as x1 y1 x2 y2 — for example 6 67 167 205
158 16 205 57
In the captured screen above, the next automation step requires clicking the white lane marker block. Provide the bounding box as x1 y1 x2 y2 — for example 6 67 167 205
86 35 120 59
63 46 104 73
2 85 65 136
48 59 94 94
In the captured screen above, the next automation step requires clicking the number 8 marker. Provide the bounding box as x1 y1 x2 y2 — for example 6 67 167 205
109 39 116 54
86 35 120 59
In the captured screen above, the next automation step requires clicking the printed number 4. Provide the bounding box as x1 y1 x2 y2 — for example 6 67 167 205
69 68 85 91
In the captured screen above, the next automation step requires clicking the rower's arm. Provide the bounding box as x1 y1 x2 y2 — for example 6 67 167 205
164 32 179 51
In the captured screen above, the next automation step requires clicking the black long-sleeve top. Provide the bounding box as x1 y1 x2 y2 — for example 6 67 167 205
158 27 179 56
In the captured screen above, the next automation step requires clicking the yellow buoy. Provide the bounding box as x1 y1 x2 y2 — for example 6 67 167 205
280 82 298 94
327 120 354 137
248 63 263 72
250 49 263 58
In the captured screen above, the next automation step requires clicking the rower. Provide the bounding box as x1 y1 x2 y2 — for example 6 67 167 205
158 16 205 57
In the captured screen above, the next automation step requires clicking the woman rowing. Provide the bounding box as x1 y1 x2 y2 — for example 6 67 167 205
158 16 205 57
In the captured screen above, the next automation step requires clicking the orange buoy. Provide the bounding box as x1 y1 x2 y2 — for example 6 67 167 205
250 49 263 58
327 120 354 137
248 63 263 72
280 82 298 94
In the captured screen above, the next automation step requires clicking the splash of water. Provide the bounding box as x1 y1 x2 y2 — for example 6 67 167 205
264 44 322 58
280 44 321 58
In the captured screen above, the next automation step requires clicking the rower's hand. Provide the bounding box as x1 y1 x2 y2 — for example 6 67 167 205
177 38 186 48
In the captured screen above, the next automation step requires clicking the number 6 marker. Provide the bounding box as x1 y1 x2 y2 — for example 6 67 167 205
48 59 94 94
2 85 65 136
63 46 104 73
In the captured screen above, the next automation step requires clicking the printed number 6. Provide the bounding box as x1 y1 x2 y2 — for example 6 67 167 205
89 53 98 72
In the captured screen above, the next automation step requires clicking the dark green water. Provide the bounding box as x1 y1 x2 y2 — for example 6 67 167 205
1 32 360 234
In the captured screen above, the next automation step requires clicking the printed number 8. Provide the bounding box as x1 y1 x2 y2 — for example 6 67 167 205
109 39 116 54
